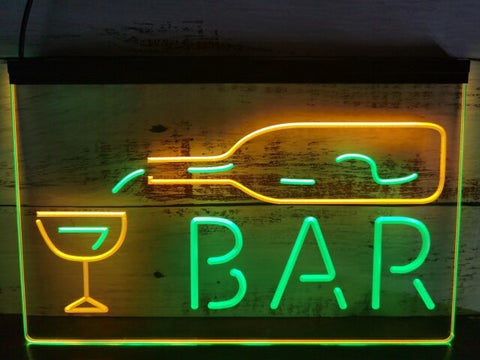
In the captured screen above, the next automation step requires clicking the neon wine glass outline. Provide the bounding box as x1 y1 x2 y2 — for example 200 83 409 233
36 211 127 313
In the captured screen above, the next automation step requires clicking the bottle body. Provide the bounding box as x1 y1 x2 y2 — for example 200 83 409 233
147 122 445 204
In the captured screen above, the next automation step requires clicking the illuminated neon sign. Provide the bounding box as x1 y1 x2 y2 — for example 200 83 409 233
9 72 466 345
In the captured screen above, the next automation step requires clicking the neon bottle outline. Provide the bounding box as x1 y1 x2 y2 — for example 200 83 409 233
147 122 446 205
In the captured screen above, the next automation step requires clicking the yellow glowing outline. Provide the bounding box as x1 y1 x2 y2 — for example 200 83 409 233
148 122 446 205
10 82 462 345
63 261 109 313
35 211 127 313
36 211 127 262
24 337 453 346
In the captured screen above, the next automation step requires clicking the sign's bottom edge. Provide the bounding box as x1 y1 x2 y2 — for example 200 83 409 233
25 333 454 346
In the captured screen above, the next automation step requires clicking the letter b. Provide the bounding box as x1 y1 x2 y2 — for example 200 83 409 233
190 217 247 310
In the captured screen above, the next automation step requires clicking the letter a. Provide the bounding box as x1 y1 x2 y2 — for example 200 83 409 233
270 217 346 310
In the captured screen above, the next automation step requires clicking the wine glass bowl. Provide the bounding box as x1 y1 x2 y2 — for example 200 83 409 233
36 211 127 313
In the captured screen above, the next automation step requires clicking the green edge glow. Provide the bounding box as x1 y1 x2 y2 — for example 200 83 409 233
449 83 467 342
11 84 28 339
24 338 452 346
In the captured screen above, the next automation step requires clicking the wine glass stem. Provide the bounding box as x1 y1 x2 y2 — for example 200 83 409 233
83 261 90 298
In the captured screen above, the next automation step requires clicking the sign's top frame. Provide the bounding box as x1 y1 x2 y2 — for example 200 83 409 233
7 57 470 85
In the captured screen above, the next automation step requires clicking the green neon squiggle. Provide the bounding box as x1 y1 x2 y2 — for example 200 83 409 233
208 268 247 310
188 163 234 174
112 169 146 194
372 216 432 310
413 278 435 310
336 153 418 185
58 227 109 251
270 217 336 310
280 178 316 186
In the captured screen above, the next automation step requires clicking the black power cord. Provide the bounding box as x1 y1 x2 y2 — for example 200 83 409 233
18 0 34 58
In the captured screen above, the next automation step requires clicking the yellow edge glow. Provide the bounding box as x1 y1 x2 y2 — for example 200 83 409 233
25 335 454 346
11 84 29 339
148 122 446 205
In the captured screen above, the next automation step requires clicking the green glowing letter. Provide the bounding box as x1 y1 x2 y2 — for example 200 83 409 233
270 217 346 310
372 216 434 310
190 217 246 310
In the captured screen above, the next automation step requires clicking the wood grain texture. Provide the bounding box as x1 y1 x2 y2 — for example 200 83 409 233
1 1 480 58
0 62 21 314
13 83 463 206
0 207 21 314
0 62 480 317
0 62 14 204
19 205 459 317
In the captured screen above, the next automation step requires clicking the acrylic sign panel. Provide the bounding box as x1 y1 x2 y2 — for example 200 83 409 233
12 83 464 344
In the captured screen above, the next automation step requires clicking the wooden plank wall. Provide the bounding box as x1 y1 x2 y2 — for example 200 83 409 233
1 1 480 60
0 61 19 313
0 61 479 315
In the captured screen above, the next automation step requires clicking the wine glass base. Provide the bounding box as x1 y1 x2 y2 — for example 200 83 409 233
65 296 109 313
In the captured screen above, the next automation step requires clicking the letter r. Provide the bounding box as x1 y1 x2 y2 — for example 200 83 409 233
372 216 435 310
